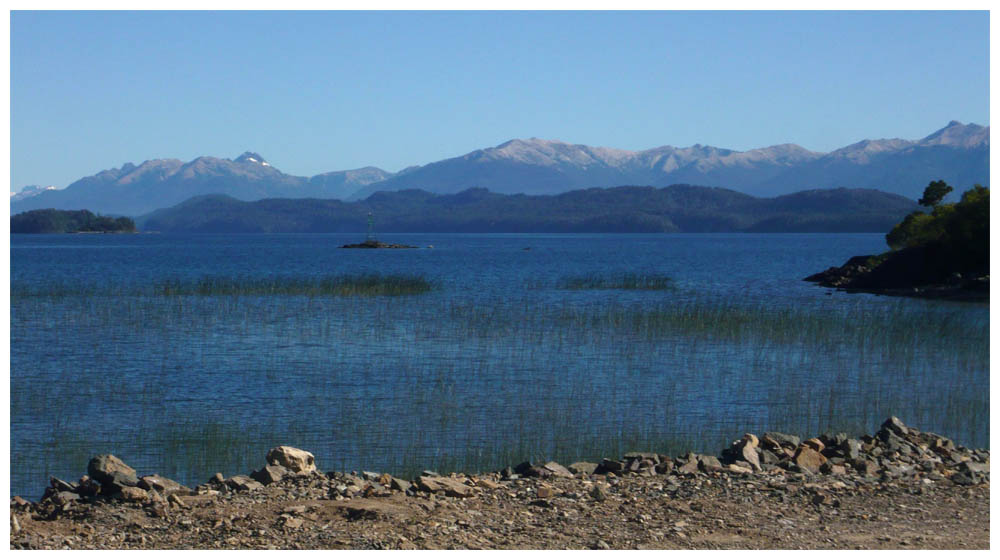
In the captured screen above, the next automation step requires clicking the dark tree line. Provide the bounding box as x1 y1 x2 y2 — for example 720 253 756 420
885 181 988 275
10 209 136 234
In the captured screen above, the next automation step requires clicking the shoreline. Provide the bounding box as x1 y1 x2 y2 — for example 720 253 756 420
10 417 990 550
804 253 989 302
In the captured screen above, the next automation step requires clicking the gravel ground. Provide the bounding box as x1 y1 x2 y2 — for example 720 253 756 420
9 418 989 550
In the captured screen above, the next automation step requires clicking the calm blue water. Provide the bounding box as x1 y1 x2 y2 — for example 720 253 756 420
9 233 989 498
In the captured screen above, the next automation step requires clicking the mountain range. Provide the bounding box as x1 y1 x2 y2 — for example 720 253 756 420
11 121 988 217
137 185 919 234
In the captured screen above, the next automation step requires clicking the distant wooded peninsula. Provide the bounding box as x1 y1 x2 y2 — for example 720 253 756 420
135 184 919 234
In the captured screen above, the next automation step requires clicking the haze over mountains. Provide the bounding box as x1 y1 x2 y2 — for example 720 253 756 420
138 185 920 235
11 121 989 217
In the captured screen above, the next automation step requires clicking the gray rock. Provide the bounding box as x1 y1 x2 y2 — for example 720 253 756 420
138 474 192 497
542 461 573 477
676 457 700 474
250 465 288 485
415 476 474 498
764 432 801 449
76 476 100 497
623 452 659 462
524 465 553 478
840 439 862 460
597 459 625 475
389 477 411 493
225 475 264 492
951 472 980 486
568 462 599 475
882 416 910 436
960 461 989 474
87 455 138 487
698 455 723 473
101 471 141 495
654 459 674 474
512 463 532 475
49 477 76 493
51 491 80 507
759 448 780 466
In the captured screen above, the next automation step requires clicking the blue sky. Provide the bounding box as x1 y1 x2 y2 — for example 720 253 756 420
10 10 990 189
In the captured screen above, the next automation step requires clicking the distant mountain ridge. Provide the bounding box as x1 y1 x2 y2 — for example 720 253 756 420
12 121 988 216
11 152 395 216
137 184 920 234
352 121 988 200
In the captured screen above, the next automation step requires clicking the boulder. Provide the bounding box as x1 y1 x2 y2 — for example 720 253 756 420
50 491 80 507
727 463 753 475
759 448 780 466
265 446 316 474
415 476 473 498
49 477 76 493
87 455 138 487
698 455 723 473
524 465 553 478
623 452 660 463
119 486 150 503
101 472 141 495
138 475 192 497
596 459 625 475
839 439 862 460
882 416 909 436
740 444 762 471
250 465 288 485
654 459 675 474
390 477 412 493
542 461 573 478
225 475 264 492
473 478 498 490
763 432 801 449
568 462 599 475
792 447 827 474
803 438 826 453
676 457 700 474
76 476 100 498
513 462 533 475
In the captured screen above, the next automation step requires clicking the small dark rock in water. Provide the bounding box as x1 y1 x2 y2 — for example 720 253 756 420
341 239 417 249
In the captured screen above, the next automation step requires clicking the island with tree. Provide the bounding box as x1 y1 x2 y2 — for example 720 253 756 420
10 209 137 234
805 181 989 300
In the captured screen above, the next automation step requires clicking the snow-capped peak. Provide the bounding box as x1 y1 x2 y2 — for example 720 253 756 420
234 151 270 166
10 185 59 201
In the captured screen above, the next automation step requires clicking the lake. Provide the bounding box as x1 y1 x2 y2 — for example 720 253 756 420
9 233 989 498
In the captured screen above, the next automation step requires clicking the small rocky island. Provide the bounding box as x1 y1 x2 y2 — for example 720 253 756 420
9 417 990 549
340 239 418 249
806 182 988 301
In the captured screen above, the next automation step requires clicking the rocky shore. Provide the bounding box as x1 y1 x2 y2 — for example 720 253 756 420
10 417 989 549
804 249 989 301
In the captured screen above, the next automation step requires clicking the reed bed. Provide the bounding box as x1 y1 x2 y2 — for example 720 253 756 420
555 273 675 291
9 286 989 497
11 274 434 298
